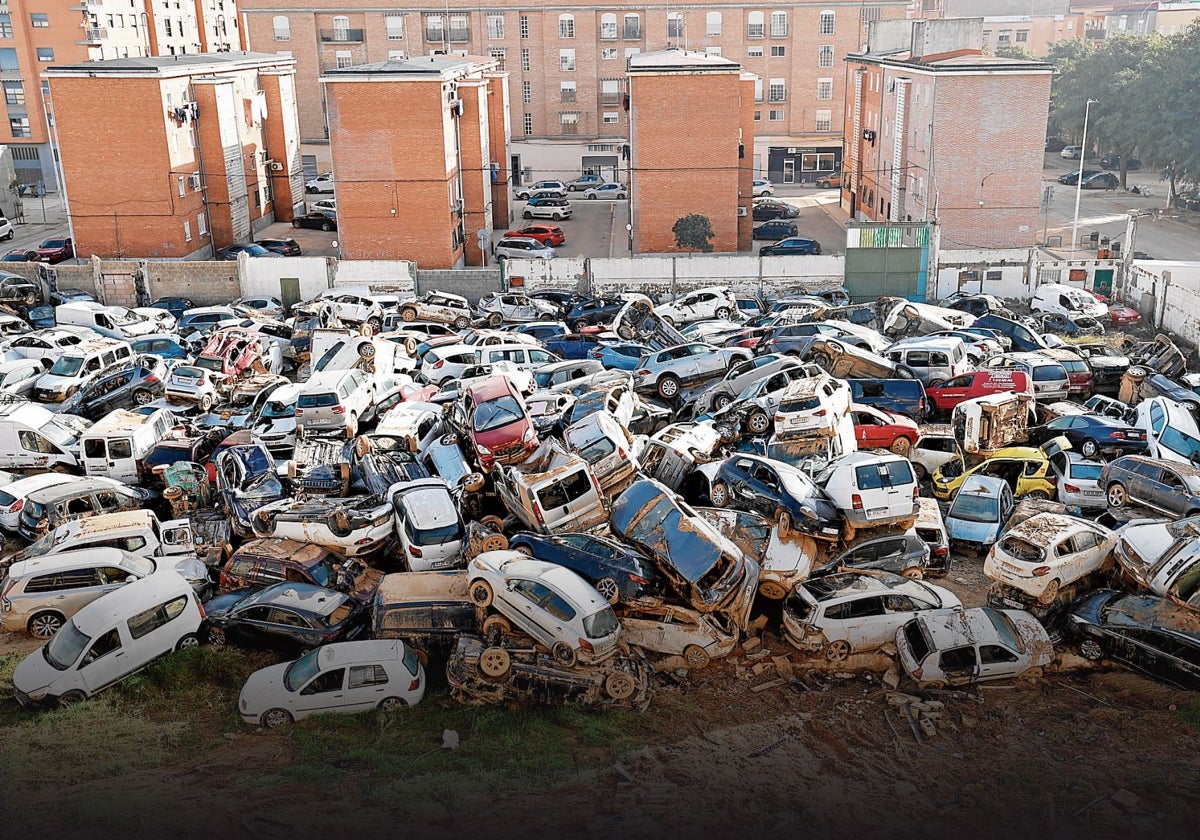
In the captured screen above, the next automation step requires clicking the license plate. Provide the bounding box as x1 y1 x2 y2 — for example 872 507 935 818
1083 490 1102 496
1002 597 1023 609
821 527 840 535
868 507 887 517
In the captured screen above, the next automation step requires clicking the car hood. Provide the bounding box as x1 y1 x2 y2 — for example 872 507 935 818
946 517 1003 545
13 646 61 698
205 586 261 619
239 661 291 711
164 555 211 586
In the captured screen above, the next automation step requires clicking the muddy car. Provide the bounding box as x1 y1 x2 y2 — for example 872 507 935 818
397 291 473 329
612 295 689 350
373 571 480 658
284 434 352 497
214 442 285 537
877 297 975 339
951 391 1036 455
250 495 393 558
220 538 381 604
446 634 654 711
803 337 916 380
616 602 738 669
1111 516 1200 611
1119 334 1187 379
696 507 819 600
636 421 724 491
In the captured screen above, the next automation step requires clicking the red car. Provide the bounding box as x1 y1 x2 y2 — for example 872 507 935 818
925 369 1031 414
504 225 566 247
851 404 920 454
464 375 538 470
33 237 74 264
1109 304 1141 326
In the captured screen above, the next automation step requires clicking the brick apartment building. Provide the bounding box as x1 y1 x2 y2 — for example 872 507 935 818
0 0 242 190
45 52 303 259
239 0 908 185
322 55 509 267
627 50 754 253
841 18 1052 249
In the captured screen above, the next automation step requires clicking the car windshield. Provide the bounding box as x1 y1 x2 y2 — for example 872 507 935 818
984 608 1025 653
473 396 524 432
260 399 295 419
583 606 620 639
48 356 84 376
283 647 323 692
949 492 999 523
43 619 91 671
625 496 721 583
195 356 224 372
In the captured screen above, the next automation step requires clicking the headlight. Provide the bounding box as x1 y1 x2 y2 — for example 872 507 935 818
476 443 492 455
522 426 535 443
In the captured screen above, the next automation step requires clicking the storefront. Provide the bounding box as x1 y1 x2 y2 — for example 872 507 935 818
767 146 841 185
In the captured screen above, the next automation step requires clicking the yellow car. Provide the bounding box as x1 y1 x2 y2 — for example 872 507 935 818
931 437 1070 501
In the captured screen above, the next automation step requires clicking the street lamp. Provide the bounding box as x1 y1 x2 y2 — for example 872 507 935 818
1070 98 1098 257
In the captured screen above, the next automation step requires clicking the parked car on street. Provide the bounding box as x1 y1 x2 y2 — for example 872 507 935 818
759 237 821 256
503 225 565 246
292 211 337 231
583 183 627 199
494 236 556 261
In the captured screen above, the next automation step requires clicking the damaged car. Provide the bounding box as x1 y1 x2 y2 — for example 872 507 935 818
895 606 1054 689
1111 515 1200 611
617 602 737 669
508 531 662 605
249 495 394 558
708 453 841 541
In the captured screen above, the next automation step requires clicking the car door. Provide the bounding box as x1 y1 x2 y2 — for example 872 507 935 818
978 643 1022 680
229 604 275 645
853 410 887 448
835 595 890 650
294 667 348 717
930 374 972 409
77 627 129 694
344 663 391 711
938 645 980 684
1156 467 1191 516
104 437 138 484
506 578 554 646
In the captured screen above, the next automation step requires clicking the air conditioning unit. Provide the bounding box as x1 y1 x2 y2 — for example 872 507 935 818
269 161 284 172
737 207 748 217
188 172 201 190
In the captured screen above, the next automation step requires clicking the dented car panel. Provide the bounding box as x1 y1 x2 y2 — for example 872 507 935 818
616 602 738 667
951 391 1036 455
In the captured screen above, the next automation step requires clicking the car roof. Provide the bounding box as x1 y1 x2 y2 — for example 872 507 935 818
251 582 348 615
71 570 192 634
8 546 144 578
28 476 127 501
232 538 333 567
1003 512 1098 545
316 639 407 669
956 474 1008 495
916 607 1001 649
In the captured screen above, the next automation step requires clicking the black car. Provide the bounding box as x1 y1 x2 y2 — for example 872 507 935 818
752 199 800 221
149 296 196 319
752 220 799 241
56 359 166 420
710 454 841 540
292 211 337 231
1057 169 1102 186
507 532 662 604
1026 414 1147 458
202 583 368 651
945 296 997 318
1100 154 1141 171
1065 589 1200 690
0 273 41 307
256 237 302 256
817 533 931 579
218 243 279 260
530 289 584 315
759 237 821 257
566 297 625 330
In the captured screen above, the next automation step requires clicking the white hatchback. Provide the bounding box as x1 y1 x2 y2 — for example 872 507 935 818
984 513 1115 606
239 639 425 727
390 478 465 572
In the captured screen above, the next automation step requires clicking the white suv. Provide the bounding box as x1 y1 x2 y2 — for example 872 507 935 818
494 237 556 261
514 180 567 200
390 478 465 572
295 368 375 438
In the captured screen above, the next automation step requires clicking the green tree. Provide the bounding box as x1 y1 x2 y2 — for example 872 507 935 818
994 44 1038 61
672 214 715 253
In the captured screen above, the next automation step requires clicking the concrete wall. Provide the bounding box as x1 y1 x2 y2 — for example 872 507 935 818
334 260 415 294
416 269 502 301
1032 254 1122 294
935 248 1033 299
242 255 332 301
1128 262 1200 347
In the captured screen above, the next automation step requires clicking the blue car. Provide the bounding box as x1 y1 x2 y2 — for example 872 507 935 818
131 334 190 360
202 583 368 652
510 321 567 342
759 237 821 257
591 341 650 371
214 443 284 537
507 532 662 604
566 297 625 329
1026 414 1148 458
945 475 1015 551
25 304 55 329
544 332 603 360
709 453 841 540
149 297 196 319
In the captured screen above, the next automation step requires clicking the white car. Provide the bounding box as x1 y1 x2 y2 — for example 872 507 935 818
133 307 177 333
582 182 628 200
655 287 740 326
390 478 465 572
1135 397 1200 466
397 291 474 329
984 513 1115 608
783 570 962 661
1112 519 1200 609
0 327 90 367
251 382 301 453
420 344 479 386
618 602 737 669
251 496 394 558
311 198 336 214
0 473 75 531
1030 282 1107 319
815 452 920 538
467 551 621 666
238 640 425 728
164 364 220 411
305 171 335 193
0 214 12 240
752 178 774 197
494 236 556 261
310 288 387 329
233 296 286 319
896 606 1055 689
773 372 853 438
476 291 559 325
450 360 536 397
1048 450 1106 509
0 358 45 397
373 402 444 453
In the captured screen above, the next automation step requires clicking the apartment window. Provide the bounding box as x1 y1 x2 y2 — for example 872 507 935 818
3 82 22 106
771 45 785 57
385 15 404 40
997 30 1011 44
425 14 443 43
521 48 530 71
770 12 787 37
331 15 351 40
335 50 352 68
559 48 575 71
36 47 53 62
747 11 764 39
667 12 683 40
523 112 532 135
178 176 186 196
1016 30 1029 43
768 78 786 102
602 48 617 60
487 14 504 40
183 220 192 242
601 79 620 104
706 12 722 37
197 213 207 236
815 109 832 131
754 111 760 121
272 14 289 40
448 15 468 43
600 13 616 40
602 111 618 124
768 110 784 121
817 78 833 100
519 14 528 39
522 81 532 103
558 14 574 38
0 15 11 38
623 14 640 40
818 45 834 68
819 10 835 36
164 18 172 35
753 78 763 102
488 47 506 70
560 112 578 134
706 46 721 56
560 81 576 103
30 13 49 28
861 7 880 25
748 46 763 57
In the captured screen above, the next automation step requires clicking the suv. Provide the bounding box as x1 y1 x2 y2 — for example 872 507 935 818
760 237 821 256
494 237 556 261
397 291 473 329
814 452 920 540
514 180 567 200
635 342 751 401
56 357 166 420
522 196 573 221
295 368 374 438
985 352 1070 402
566 174 603 192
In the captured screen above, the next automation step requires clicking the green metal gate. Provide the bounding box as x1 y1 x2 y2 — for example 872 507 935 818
843 222 932 303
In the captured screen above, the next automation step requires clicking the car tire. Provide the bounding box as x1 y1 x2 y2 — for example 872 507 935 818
479 647 512 680
480 515 505 533
28 611 64 640
604 671 636 700
261 708 293 728
919 680 946 691
587 194 597 200
199 394 213 412
454 316 470 329
617 193 626 200
1038 579 1061 606
745 410 770 435
890 437 913 456
1107 482 1131 507
713 393 733 411
292 220 302 228
1081 439 1099 458
58 690 87 707
595 577 620 605
657 375 681 400
709 480 730 507
488 312 503 328
470 579 494 607
682 645 710 669
206 626 227 646
552 641 577 667
1079 639 1104 661
552 213 563 220
481 614 512 640
321 222 332 231
913 463 928 480
824 640 851 662
175 633 201 651
1025 490 1050 500
522 210 533 219
133 389 153 406
758 581 788 600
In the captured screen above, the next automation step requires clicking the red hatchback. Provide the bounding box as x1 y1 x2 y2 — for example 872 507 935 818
503 225 566 247
464 376 538 470
925 369 1031 414
851 404 920 454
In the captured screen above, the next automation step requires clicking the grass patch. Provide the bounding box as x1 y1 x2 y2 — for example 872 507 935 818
1178 698 1200 731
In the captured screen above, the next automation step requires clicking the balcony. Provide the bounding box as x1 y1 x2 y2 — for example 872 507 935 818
76 26 106 44
319 28 363 43
0 69 21 81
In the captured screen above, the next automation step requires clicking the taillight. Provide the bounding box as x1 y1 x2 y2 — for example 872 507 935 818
913 667 923 680
409 678 421 690
408 545 423 557
1064 484 1080 493
332 405 345 414
434 360 445 369
851 493 863 511
1110 431 1125 439
9 498 22 513
912 486 919 501
532 500 545 525
814 409 826 416
354 537 372 545
197 601 207 620
577 638 593 653
1032 566 1051 577
144 374 159 384
629 574 651 585
1 577 18 599
636 369 650 376
933 546 949 557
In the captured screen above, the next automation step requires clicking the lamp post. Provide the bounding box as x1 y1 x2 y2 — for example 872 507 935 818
1070 98 1098 256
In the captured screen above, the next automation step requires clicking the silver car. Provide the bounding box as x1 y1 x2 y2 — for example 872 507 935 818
690 354 805 415
634 342 752 401
1049 451 1106 509
476 292 559 325
494 237 556 262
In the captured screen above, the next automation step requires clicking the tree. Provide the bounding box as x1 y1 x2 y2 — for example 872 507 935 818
672 214 715 253
994 44 1037 61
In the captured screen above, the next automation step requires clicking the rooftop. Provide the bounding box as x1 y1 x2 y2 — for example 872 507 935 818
321 55 498 82
46 52 295 78
627 48 742 73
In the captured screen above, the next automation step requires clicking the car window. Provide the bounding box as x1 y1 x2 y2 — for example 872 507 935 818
349 664 389 688
979 644 1018 664
127 594 188 639
300 668 345 695
824 596 884 620
270 608 309 627
940 646 977 670
512 579 551 606
81 628 123 667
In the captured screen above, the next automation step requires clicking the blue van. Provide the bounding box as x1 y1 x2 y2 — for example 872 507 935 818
848 378 927 420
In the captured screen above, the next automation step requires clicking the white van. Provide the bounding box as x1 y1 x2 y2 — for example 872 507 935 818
12 570 204 707
494 440 607 534
1030 283 1107 319
56 301 157 341
79 407 175 484
0 402 87 472
33 336 134 402
884 337 973 388
815 451 920 539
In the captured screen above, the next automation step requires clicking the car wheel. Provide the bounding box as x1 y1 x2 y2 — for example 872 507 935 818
913 463 928 480
657 375 681 400
58 690 87 707
604 671 635 700
890 436 913 457
1108 482 1127 511
378 696 408 712
919 680 947 691
710 480 730 507
488 312 503 328
1025 490 1049 500
133 389 153 406
2 230 10 241
28 611 63 640
320 222 332 231
469 579 494 607
682 645 710 669
715 307 732 320
199 394 213 412
902 567 925 580
928 379 945 389
479 646 511 679
480 515 506 533
261 708 293 728
1081 438 1099 458
292 220 302 228
206 626 227 646
595 577 620 605
481 614 512 640
617 193 626 200
713 393 733 411
454 316 471 329
400 307 418 323
460 472 486 493
824 640 851 662
551 641 577 667
251 509 277 537
758 581 788 600
746 410 770 435
587 194 597 200
1038 579 1061 606
1079 639 1104 661
175 633 200 651
514 544 534 557
522 210 533 219
811 351 832 369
